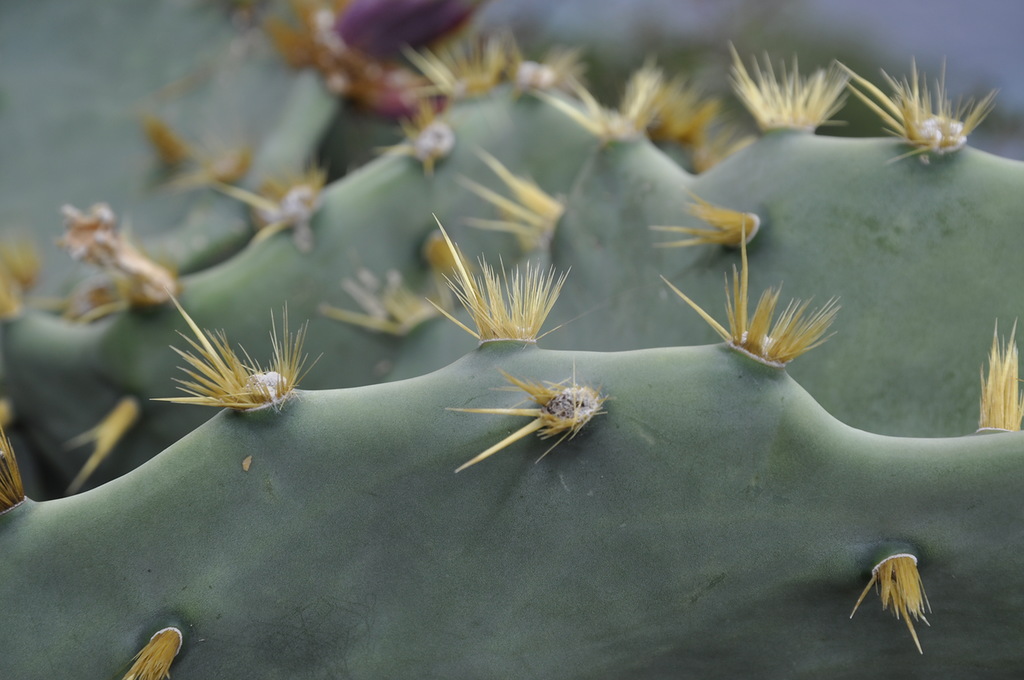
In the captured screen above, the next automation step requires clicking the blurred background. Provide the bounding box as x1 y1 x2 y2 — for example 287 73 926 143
1 0 1021 282
477 0 1024 158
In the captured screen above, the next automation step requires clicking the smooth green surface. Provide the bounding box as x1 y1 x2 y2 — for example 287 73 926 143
2 344 1023 678
0 0 314 283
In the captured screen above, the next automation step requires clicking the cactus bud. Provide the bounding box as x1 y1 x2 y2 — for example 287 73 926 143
335 0 475 60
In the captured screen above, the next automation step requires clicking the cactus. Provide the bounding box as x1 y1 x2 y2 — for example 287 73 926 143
10 74 1023 489
2 2 1024 675
0 0 341 285
3 342 1024 676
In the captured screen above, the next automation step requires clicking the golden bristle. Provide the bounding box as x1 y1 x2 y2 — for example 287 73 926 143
140 113 255 188
140 115 193 167
460 150 565 252
264 10 318 69
166 143 252 191
140 115 254 190
0 425 25 514
59 204 180 307
0 237 42 291
216 166 327 252
430 221 567 343
514 47 585 93
661 227 838 366
0 398 13 429
543 63 664 142
978 321 1024 431
320 268 438 336
258 166 328 205
200 145 253 185
650 76 723 147
66 396 141 495
0 269 23 320
841 60 996 159
851 554 930 654
157 299 312 410
406 34 515 100
422 229 470 310
378 100 455 176
422 229 464 275
122 627 183 680
620 64 666 131
730 45 848 132
692 124 755 173
651 193 760 248
451 369 606 472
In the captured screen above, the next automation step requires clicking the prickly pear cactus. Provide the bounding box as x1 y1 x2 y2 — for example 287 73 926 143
3 343 1024 677
2 2 1023 677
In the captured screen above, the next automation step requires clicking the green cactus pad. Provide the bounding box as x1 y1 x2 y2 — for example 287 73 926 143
2 343 1022 677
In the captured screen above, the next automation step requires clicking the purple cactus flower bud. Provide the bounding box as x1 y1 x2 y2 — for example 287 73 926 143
336 0 475 60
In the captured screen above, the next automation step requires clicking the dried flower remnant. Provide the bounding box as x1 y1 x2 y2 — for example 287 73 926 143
842 60 996 160
266 0 452 117
451 370 606 472
58 204 179 308
851 553 930 654
662 227 838 366
730 45 848 132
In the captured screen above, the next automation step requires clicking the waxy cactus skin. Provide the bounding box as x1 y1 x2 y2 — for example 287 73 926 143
1 3 1023 676
3 344 1023 677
